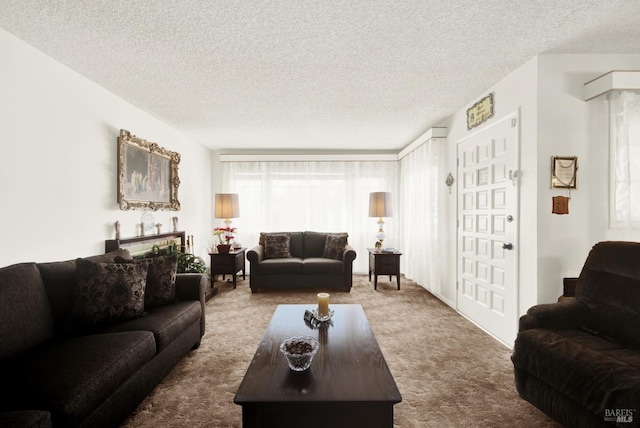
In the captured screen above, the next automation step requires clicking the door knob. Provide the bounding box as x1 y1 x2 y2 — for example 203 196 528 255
502 242 513 250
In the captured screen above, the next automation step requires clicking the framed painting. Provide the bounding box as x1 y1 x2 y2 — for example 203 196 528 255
117 129 181 211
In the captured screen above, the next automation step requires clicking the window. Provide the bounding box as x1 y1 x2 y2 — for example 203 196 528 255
221 160 398 273
610 91 640 228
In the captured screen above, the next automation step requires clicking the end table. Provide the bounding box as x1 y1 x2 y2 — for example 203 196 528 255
209 248 246 289
368 248 402 290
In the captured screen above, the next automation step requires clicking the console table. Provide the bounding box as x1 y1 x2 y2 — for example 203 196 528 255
368 248 402 290
209 248 246 289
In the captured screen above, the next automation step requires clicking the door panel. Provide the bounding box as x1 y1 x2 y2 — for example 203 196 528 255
457 115 519 346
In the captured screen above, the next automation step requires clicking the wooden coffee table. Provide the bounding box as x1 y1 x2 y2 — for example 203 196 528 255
234 304 402 428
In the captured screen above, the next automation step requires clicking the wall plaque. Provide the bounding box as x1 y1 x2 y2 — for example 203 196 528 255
467 93 494 130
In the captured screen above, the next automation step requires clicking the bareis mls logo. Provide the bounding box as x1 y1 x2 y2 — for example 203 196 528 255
604 408 635 424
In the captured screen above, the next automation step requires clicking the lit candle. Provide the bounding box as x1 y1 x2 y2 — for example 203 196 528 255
317 293 330 316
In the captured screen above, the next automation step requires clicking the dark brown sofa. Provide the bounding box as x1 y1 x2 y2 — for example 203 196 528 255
0 249 207 428
512 241 640 427
246 231 356 293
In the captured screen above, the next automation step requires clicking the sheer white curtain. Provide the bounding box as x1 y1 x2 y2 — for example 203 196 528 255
399 138 447 293
221 161 398 273
610 91 640 229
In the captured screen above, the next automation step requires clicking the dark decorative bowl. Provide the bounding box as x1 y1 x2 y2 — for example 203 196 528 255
279 336 320 371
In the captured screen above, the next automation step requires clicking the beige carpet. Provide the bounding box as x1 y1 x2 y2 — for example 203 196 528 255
123 275 560 427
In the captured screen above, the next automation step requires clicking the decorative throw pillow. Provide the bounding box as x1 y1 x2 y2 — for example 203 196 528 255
264 234 292 259
323 234 348 260
115 254 178 308
259 232 290 247
69 258 148 331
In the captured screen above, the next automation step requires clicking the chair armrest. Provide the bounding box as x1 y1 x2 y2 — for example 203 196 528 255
343 245 356 264
247 245 264 264
519 298 589 332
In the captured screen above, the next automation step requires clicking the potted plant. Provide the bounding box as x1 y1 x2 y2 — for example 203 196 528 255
213 226 236 254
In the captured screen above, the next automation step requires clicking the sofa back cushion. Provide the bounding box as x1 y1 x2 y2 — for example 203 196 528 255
37 249 131 335
577 241 640 347
303 232 329 258
0 263 55 362
304 232 349 259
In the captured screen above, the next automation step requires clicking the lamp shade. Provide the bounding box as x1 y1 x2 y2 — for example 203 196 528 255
214 193 240 219
369 192 392 217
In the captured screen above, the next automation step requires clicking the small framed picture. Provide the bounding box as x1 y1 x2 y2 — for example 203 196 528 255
551 156 578 189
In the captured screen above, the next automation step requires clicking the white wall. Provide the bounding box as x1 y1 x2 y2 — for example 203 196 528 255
440 54 640 319
441 57 539 315
0 28 213 266
536 54 640 303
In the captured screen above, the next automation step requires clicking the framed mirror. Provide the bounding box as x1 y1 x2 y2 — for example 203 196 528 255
117 129 181 211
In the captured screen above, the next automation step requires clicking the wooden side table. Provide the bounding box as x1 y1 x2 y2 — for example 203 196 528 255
368 248 402 290
209 248 246 289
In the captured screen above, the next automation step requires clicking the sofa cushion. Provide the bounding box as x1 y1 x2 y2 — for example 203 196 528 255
322 234 348 260
512 328 640 414
301 258 345 274
115 254 178 308
37 249 131 335
259 258 303 274
0 263 55 362
303 231 329 258
68 259 148 332
0 410 51 428
1 331 155 427
264 234 292 259
101 301 201 351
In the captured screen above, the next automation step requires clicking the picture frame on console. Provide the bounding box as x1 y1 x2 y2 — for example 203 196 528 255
117 129 181 211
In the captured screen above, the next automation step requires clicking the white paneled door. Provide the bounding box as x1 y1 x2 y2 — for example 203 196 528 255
457 115 519 346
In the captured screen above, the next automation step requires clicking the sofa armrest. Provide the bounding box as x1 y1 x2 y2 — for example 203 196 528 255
343 245 356 264
247 245 264 264
175 273 207 337
175 273 206 302
519 298 589 332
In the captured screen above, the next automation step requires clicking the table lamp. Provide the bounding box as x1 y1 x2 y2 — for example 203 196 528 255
214 193 240 228
369 192 392 250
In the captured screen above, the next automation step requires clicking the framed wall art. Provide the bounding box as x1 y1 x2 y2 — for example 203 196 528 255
551 156 578 189
117 129 181 211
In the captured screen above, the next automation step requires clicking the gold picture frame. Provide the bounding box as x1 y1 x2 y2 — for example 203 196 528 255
467 93 494 130
117 129 181 211
551 156 578 189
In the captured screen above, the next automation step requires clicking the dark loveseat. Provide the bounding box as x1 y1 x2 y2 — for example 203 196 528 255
0 249 207 428
246 231 356 293
512 241 640 427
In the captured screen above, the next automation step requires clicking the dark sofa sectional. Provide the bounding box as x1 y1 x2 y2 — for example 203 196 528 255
0 249 207 428
512 241 640 427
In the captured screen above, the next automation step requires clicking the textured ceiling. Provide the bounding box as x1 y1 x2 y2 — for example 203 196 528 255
2 0 640 151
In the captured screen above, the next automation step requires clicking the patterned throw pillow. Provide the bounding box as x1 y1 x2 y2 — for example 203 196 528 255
69 258 148 331
264 234 292 259
323 234 348 260
115 255 178 308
